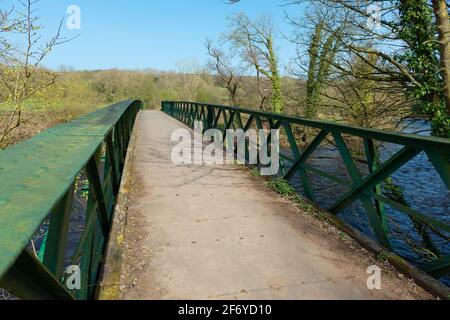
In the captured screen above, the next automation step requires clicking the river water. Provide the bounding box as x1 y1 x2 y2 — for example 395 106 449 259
284 120 450 285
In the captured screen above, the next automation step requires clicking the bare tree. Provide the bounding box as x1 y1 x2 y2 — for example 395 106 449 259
205 38 243 105
175 59 203 101
226 13 284 113
0 0 71 148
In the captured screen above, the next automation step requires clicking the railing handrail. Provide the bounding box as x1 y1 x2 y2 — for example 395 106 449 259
162 100 450 297
164 101 450 155
0 99 141 299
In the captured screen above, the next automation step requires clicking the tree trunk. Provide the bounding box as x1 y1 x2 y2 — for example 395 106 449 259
267 36 283 114
255 70 266 110
431 0 450 113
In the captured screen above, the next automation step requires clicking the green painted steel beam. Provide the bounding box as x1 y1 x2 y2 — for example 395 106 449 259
332 131 391 248
372 194 450 233
42 183 76 280
426 152 450 189
284 130 329 182
421 256 450 277
106 132 120 195
163 101 450 154
85 156 111 237
0 250 74 300
162 100 450 282
364 138 387 227
329 147 421 214
0 100 141 282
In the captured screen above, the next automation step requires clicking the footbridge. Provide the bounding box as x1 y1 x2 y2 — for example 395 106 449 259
0 100 449 300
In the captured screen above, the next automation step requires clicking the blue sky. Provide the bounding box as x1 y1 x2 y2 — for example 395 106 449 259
3 0 305 72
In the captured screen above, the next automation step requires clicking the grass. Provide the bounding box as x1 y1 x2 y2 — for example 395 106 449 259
265 176 331 223
338 231 348 240
0 96 107 113
266 177 297 197
0 99 105 148
0 100 50 111
250 168 261 177
377 253 388 263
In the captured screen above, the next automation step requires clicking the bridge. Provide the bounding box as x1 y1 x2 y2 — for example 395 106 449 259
0 100 449 300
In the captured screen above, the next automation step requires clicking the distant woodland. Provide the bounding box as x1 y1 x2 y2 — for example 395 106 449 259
1 0 449 148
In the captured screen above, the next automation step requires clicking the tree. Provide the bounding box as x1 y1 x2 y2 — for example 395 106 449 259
328 53 410 128
288 0 449 137
0 0 69 148
205 38 243 105
175 59 203 101
286 0 448 258
431 0 450 114
226 13 284 113
430 0 450 135
396 0 448 137
303 18 340 119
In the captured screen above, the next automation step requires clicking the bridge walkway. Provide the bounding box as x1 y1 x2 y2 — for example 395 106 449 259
101 110 429 300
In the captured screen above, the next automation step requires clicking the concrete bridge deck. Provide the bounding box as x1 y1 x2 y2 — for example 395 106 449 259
100 110 429 300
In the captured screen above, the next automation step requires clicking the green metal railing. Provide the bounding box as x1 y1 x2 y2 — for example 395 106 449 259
0 100 141 300
162 100 450 281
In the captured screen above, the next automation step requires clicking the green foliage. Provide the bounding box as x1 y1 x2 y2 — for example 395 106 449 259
396 0 449 137
0 69 233 111
377 253 388 263
338 53 382 128
421 101 450 137
250 168 261 177
305 20 339 119
267 36 284 114
1 67 303 147
267 177 297 197
338 231 347 241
